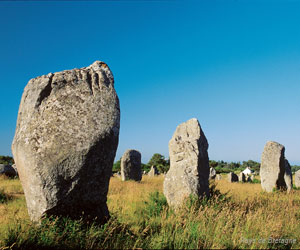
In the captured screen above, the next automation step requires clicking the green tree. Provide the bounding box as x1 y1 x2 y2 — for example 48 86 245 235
241 160 260 172
148 153 166 166
209 160 218 168
291 165 300 173
148 153 170 173
112 159 121 173
0 156 14 165
141 163 151 173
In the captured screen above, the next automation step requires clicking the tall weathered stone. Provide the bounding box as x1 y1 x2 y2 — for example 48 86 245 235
228 172 238 182
295 170 300 188
121 150 142 181
12 61 120 223
260 141 287 192
163 118 209 208
284 159 293 192
148 165 159 177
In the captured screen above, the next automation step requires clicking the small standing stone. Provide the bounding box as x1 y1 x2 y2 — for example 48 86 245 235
148 166 159 177
246 175 254 182
209 167 216 180
284 159 293 192
295 170 300 188
228 172 238 182
163 118 210 208
216 174 222 180
0 164 18 177
238 172 246 182
121 150 142 181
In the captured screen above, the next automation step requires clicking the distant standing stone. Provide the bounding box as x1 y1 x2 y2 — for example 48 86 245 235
295 170 300 188
238 172 246 182
260 141 287 192
246 175 254 182
209 167 216 180
0 164 17 177
12 61 120 223
148 165 159 177
228 172 238 182
284 159 293 192
121 150 142 181
12 164 18 176
163 118 210 208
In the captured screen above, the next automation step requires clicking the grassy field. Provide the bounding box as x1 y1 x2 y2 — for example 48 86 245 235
0 174 299 249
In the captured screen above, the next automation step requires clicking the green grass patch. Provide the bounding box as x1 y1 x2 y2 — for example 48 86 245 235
0 189 10 203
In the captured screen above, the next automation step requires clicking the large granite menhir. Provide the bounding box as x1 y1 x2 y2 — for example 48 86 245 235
163 118 210 208
121 149 142 181
12 61 120 223
260 141 290 192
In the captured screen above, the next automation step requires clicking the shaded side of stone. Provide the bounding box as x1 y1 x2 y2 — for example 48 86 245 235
228 172 238 182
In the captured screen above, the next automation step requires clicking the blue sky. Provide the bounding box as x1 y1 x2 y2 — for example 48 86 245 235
0 0 299 164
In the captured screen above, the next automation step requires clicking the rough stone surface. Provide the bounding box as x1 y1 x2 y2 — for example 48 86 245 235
238 172 246 182
295 170 300 188
228 172 238 182
148 166 159 177
209 167 216 180
284 159 293 192
216 174 222 180
163 118 210 208
260 141 287 192
12 61 120 222
0 164 18 177
121 150 142 181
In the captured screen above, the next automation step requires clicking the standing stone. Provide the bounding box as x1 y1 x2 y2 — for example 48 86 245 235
209 167 216 180
0 164 17 177
12 61 120 223
216 174 222 180
12 164 18 176
148 165 159 177
295 170 300 188
228 172 238 182
238 172 246 182
260 141 287 192
246 175 254 182
121 150 142 181
163 118 210 208
284 159 293 192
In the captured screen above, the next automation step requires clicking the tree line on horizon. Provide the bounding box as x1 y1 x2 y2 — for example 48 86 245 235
0 154 299 174
113 153 300 174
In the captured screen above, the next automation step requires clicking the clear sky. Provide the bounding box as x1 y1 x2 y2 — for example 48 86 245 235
0 0 299 164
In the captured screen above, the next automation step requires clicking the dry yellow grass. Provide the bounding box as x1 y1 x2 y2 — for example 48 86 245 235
0 175 23 196
108 175 164 227
108 175 300 249
1 174 300 249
